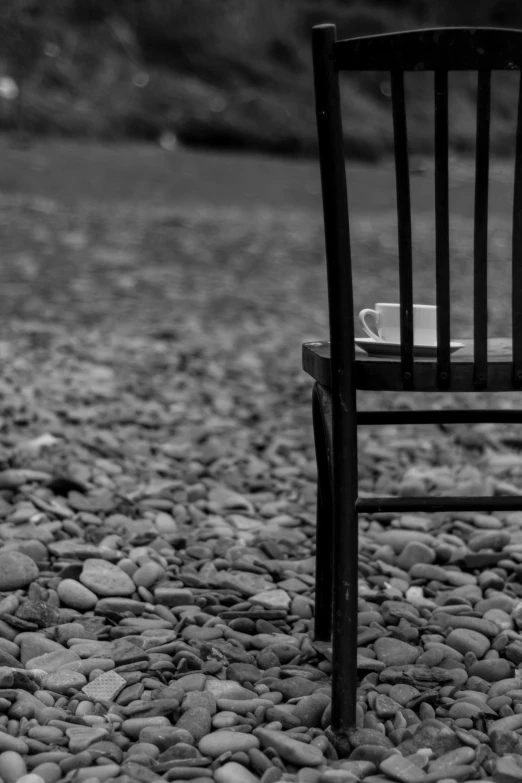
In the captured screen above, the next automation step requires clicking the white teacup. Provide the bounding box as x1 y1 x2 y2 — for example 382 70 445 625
358 303 437 345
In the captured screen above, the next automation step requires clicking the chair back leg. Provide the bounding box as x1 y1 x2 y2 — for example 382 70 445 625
312 383 334 642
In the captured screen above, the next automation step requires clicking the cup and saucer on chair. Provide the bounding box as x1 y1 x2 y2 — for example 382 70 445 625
355 302 465 357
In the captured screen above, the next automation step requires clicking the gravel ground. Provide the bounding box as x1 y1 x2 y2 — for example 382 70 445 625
1 187 522 783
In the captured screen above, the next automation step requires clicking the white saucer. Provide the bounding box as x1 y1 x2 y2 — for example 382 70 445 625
355 338 465 357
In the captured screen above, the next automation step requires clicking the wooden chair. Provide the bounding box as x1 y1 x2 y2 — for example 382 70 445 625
304 24 522 751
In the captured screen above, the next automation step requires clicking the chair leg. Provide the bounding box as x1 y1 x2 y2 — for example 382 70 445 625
330 390 359 750
311 381 358 750
312 383 334 642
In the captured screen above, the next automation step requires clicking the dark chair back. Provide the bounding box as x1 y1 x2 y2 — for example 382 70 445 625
312 25 522 392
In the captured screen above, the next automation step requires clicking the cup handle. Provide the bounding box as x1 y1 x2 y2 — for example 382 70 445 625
358 308 381 341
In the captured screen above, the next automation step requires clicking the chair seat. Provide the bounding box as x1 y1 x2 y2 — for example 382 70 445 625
303 337 516 391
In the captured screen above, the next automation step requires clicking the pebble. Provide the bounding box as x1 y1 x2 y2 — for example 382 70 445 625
379 754 426 782
373 638 420 666
56 579 98 610
0 552 38 590
0 751 27 783
175 708 212 742
214 762 260 783
254 728 325 766
292 693 331 728
43 670 87 693
80 558 136 596
445 629 490 658
468 658 512 682
493 754 522 783
199 731 260 757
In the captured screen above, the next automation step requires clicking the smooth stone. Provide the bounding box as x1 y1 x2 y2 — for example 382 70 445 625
292 693 331 728
488 712 522 735
387 685 420 706
65 727 108 754
0 552 38 590
250 589 291 611
490 728 522 755
139 726 193 752
428 746 476 775
423 643 464 662
0 751 27 783
435 613 499 638
64 658 115 676
260 676 319 700
445 629 490 658
175 708 212 743
0 735 29 754
227 663 263 684
199 731 260 758
122 717 171 739
397 541 435 571
476 594 515 614
483 608 513 631
373 638 420 667
214 762 260 783
68 642 112 659
95 597 147 615
397 720 461 757
127 742 160 760
80 559 135 597
468 530 510 551
154 587 195 606
181 691 217 715
379 755 426 782
489 678 522 698
71 765 119 782
468 658 512 682
91 638 148 665
254 728 325 766
204 679 258 700
374 695 403 720
251 634 299 650
215 570 275 598
57 580 98 611
348 730 394 749
26 649 80 673
447 702 485 720
86 741 123 764
493 754 522 783
216 698 273 715
132 562 165 588
43 671 87 694
18 635 64 666
27 728 63 743
212 712 239 729
376 531 435 554
181 626 223 642
31 763 62 783
349 746 396 765
177 673 206 692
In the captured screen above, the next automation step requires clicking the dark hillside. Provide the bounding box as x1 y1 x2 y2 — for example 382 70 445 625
1 0 522 158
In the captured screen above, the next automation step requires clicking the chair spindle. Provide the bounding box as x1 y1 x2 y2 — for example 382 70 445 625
473 69 491 389
391 69 414 390
434 69 451 389
512 72 522 387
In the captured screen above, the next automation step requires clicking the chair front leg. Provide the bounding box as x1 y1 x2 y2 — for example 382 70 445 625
312 383 334 642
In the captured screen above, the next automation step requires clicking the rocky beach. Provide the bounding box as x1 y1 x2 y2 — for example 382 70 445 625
0 156 520 783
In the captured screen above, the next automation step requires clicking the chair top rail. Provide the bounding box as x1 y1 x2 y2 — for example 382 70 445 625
331 26 522 71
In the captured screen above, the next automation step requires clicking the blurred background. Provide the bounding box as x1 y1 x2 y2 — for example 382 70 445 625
3 0 522 160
